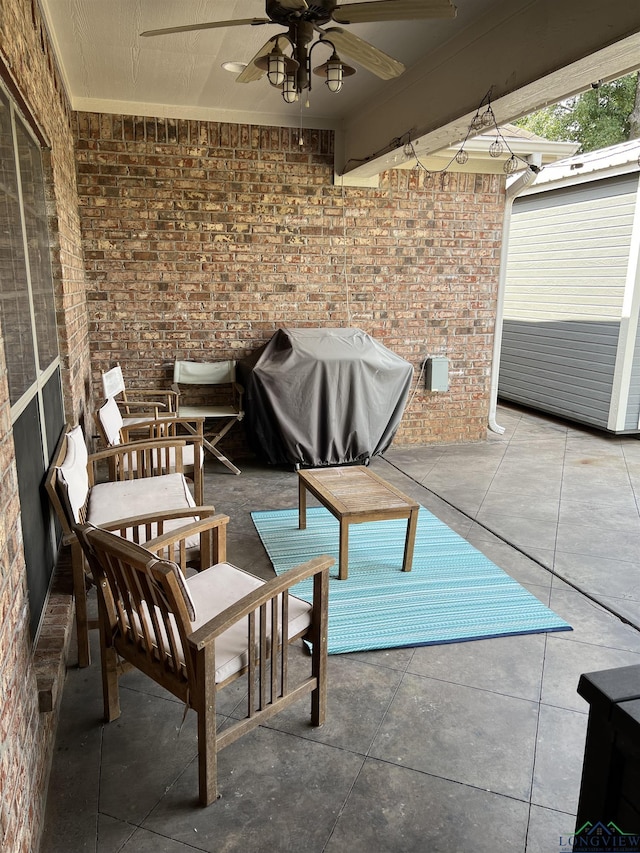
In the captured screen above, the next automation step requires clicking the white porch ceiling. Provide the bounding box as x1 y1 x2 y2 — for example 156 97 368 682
40 0 640 179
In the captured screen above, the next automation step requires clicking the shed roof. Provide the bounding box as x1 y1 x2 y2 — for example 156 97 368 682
519 138 640 194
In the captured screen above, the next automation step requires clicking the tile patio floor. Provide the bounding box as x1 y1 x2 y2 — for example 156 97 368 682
42 403 640 853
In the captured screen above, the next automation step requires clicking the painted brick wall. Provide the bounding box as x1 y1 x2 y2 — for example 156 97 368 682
0 1 92 851
75 113 505 450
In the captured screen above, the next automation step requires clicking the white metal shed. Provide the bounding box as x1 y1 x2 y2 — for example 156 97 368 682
498 139 640 433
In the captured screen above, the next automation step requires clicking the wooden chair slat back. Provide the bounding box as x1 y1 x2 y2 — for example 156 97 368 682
78 525 193 687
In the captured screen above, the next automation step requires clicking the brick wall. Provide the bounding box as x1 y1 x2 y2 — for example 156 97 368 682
2 1 91 425
75 113 505 449
0 1 92 851
0 339 36 852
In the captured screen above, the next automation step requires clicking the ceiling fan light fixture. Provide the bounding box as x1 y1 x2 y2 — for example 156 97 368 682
255 49 299 87
253 45 300 89
325 55 343 92
282 73 299 103
145 0 448 106
312 51 355 94
142 0 458 108
267 50 286 86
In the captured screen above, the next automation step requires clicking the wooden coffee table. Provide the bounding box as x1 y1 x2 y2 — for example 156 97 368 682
297 466 420 580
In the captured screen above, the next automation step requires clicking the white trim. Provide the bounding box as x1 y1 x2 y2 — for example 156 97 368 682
72 96 339 131
608 174 640 431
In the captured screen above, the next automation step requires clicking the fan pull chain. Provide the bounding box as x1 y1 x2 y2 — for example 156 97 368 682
299 96 304 146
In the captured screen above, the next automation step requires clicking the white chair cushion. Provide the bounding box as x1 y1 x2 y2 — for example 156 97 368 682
187 563 312 683
58 425 90 524
99 395 176 445
102 365 125 398
87 472 195 524
98 397 123 445
129 563 311 684
87 473 200 557
178 405 239 419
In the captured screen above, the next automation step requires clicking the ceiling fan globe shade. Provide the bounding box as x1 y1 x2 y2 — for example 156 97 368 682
282 74 299 103
325 57 343 92
267 51 286 86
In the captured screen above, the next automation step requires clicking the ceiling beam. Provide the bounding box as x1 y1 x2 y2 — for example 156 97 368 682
338 0 640 179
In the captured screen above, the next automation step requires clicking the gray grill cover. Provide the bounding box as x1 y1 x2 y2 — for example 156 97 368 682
237 328 413 467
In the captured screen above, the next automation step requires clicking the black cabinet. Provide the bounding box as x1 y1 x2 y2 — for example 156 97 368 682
573 665 640 849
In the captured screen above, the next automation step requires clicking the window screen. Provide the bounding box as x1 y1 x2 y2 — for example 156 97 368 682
0 83 64 638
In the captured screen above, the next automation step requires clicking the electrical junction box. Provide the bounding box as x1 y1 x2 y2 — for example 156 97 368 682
425 356 449 392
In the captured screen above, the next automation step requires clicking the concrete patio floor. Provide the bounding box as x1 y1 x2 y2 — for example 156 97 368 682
42 403 640 852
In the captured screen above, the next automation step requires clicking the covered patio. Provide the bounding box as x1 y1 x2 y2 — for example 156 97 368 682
3 2 640 851
42 403 640 852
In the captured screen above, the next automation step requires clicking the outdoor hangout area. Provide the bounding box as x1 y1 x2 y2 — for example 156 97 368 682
40 400 640 852
4 3 640 852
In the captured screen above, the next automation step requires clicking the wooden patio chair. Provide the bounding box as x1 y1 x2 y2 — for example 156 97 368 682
101 363 178 428
45 423 214 667
172 359 244 475
75 521 332 805
95 396 206 480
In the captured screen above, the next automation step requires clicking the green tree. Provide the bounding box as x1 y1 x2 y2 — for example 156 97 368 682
516 72 640 153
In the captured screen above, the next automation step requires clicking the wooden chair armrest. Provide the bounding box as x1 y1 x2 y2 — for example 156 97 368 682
115 399 171 411
155 416 205 427
100 506 218 535
88 435 197 467
119 416 205 442
144 512 229 568
136 388 176 394
66 506 216 543
78 507 226 570
188 555 333 650
88 435 205 502
118 418 166 442
124 388 178 400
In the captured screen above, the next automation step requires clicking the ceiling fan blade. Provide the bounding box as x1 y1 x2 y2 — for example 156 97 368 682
332 0 456 25
140 19 271 38
320 27 405 79
236 34 288 83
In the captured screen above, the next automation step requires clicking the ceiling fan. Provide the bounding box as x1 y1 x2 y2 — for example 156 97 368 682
141 0 457 103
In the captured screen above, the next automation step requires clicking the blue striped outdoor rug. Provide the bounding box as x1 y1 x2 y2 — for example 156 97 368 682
251 506 571 654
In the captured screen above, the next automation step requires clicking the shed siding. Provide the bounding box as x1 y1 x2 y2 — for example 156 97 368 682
499 174 638 430
500 320 619 428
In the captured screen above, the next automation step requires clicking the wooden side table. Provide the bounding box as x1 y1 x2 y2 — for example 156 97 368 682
297 466 420 580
